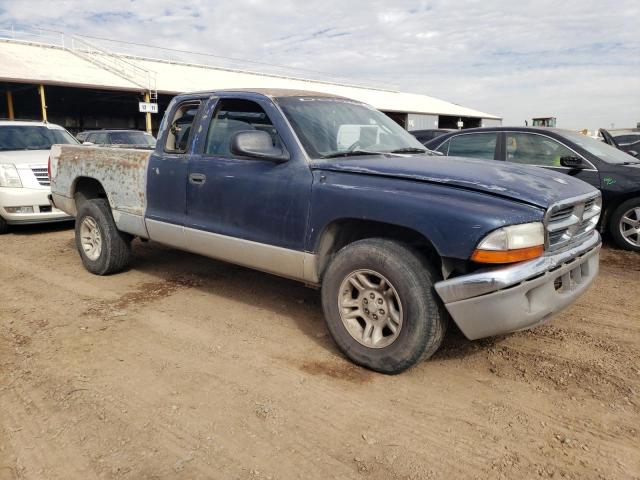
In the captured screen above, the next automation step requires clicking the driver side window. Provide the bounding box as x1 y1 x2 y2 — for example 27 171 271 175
204 99 283 157
505 133 575 167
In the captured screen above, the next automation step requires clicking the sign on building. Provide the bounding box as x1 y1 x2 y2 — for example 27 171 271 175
139 102 158 113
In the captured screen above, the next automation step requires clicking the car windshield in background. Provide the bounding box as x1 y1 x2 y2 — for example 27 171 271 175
277 97 426 159
0 126 78 151
558 130 639 164
110 131 156 146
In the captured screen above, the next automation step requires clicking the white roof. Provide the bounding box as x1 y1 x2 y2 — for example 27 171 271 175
0 119 64 128
0 39 500 120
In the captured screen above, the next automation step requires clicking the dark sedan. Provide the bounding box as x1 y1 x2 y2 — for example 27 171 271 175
409 128 453 144
425 127 640 251
78 129 156 149
600 129 640 159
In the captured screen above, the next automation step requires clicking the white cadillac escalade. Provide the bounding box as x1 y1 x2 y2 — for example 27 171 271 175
0 121 75 233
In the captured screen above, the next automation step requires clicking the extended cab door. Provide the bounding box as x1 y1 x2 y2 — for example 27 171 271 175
501 132 600 188
184 95 313 279
145 98 204 248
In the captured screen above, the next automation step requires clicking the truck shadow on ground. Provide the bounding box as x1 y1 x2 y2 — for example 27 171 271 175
120 240 498 365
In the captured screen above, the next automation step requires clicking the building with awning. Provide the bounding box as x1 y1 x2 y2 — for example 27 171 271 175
0 29 501 134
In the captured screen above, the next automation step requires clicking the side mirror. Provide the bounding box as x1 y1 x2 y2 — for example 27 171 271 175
82 141 94 146
230 131 288 162
560 155 586 169
628 150 639 158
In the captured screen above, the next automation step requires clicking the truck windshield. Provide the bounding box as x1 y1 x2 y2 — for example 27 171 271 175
0 125 78 151
277 97 427 159
558 130 640 165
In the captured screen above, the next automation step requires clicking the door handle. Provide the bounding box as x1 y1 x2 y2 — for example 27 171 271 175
189 173 206 185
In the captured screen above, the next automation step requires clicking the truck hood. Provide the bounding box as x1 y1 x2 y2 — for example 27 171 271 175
310 155 597 209
0 149 50 166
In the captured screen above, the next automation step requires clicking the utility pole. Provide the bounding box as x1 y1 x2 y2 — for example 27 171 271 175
144 91 152 134
38 84 48 122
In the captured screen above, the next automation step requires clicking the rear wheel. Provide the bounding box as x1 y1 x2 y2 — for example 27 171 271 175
75 198 131 275
0 216 8 234
321 238 447 374
609 198 640 252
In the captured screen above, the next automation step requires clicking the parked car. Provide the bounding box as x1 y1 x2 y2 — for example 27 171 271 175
410 128 453 144
78 129 156 149
425 127 640 251
50 89 601 373
599 129 640 159
0 121 75 233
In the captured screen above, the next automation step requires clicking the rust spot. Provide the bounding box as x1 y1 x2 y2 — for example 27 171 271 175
298 359 374 384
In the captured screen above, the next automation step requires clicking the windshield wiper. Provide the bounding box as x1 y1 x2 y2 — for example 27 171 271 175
320 150 386 159
389 147 427 154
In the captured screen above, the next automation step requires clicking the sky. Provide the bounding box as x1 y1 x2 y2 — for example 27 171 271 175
1 0 639 129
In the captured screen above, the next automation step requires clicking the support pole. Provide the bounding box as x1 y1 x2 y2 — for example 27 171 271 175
38 84 47 122
6 91 14 120
144 92 152 134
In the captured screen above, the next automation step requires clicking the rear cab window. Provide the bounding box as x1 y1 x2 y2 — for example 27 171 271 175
164 101 202 153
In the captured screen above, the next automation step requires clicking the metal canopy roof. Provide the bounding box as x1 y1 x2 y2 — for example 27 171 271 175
0 39 501 120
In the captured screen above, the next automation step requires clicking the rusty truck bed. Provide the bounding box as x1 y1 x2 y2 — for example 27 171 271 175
50 144 151 237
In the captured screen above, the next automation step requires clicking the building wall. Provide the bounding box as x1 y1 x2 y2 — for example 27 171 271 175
481 118 503 127
407 113 438 130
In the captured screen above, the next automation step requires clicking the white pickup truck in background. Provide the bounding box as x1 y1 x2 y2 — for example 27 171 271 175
0 121 76 233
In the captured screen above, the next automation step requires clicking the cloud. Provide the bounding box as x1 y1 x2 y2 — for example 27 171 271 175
0 0 638 129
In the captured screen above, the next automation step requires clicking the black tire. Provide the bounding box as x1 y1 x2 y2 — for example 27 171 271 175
321 238 447 374
0 216 8 234
75 198 131 275
609 197 640 252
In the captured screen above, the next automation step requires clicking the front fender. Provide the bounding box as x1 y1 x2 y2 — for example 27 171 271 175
307 171 545 260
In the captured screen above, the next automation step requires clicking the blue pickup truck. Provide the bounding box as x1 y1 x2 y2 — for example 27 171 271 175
50 89 602 373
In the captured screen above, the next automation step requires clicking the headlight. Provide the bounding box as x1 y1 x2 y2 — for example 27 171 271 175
0 164 22 188
471 222 544 264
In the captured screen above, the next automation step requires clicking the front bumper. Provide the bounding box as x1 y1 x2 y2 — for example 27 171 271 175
434 231 601 340
0 187 71 224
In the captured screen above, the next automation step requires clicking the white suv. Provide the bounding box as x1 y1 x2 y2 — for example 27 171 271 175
0 121 76 233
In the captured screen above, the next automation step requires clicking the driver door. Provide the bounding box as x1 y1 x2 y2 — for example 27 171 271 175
184 96 313 277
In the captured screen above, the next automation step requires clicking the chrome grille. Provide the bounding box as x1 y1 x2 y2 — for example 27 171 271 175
31 167 50 186
545 193 601 250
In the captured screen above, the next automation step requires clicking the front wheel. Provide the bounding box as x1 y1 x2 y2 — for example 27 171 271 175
609 198 640 252
321 238 447 374
0 216 8 234
75 198 132 275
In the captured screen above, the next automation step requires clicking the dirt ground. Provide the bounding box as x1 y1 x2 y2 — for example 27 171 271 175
1 223 638 480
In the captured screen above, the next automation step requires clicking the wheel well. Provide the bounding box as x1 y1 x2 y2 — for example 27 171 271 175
315 219 441 279
602 194 640 232
73 177 108 204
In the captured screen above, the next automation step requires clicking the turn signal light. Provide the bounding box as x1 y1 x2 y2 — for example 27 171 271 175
471 245 544 264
